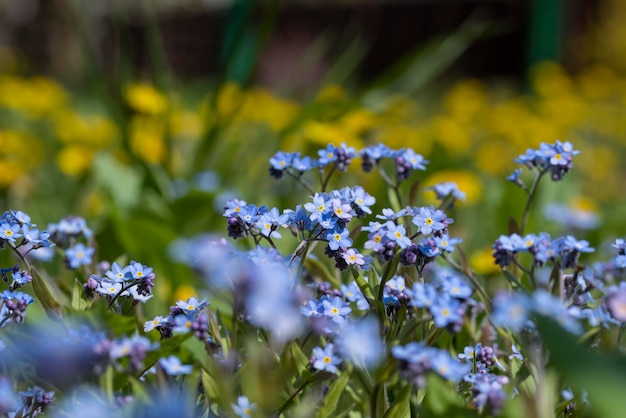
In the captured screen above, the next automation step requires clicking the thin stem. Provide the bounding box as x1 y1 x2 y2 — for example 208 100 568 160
320 164 336 192
287 171 315 195
375 163 396 189
520 169 547 235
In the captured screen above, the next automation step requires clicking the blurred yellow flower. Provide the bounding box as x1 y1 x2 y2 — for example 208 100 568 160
170 109 203 140
129 116 166 164
235 88 299 132
0 75 67 116
470 247 500 275
124 83 168 115
338 108 378 136
216 82 243 119
443 79 486 123
432 116 471 155
0 130 43 186
530 62 573 97
55 111 118 147
57 145 95 177
315 84 346 102
173 284 197 302
301 121 364 149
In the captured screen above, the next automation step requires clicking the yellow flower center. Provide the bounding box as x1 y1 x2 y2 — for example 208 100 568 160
441 308 450 317
187 305 195 311
331 307 339 315
136 271 143 277
5 230 12 237
323 356 332 364
425 218 433 225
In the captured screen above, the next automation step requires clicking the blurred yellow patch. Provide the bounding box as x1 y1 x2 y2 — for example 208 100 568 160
422 170 482 205
216 82 242 119
0 130 43 186
57 145 95 177
444 79 487 123
530 62 573 97
0 75 67 116
234 88 299 132
124 83 168 115
129 116 166 164
301 121 364 149
315 85 346 102
432 116 471 155
170 109 203 140
55 111 118 147
470 247 500 275
474 141 516 176
173 284 197 303
338 108 378 136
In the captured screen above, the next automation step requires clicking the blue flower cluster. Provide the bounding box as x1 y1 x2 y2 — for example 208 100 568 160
145 296 210 340
510 140 579 182
224 185 377 271
492 232 594 269
85 260 157 304
269 143 429 183
363 205 459 274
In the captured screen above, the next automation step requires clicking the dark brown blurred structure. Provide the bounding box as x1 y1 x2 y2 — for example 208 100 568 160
0 0 602 90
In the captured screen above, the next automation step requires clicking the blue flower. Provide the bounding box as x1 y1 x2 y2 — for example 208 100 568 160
144 315 169 332
429 296 462 328
129 261 153 279
292 155 317 173
331 199 353 221
439 274 472 299
321 296 352 324
337 318 384 369
411 206 448 235
176 297 209 315
491 292 531 331
269 151 296 171
0 223 21 243
304 193 332 223
407 282 438 308
428 182 466 202
223 199 247 217
105 262 132 282
430 350 471 381
317 144 338 167
65 243 94 269
232 396 256 417
350 186 376 215
384 222 412 249
434 234 463 252
340 282 369 311
326 228 353 251
312 343 342 373
159 355 193 376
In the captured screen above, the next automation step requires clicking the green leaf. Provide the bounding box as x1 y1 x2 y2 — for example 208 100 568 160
383 383 411 418
317 372 350 418
71 279 94 311
422 374 468 417
508 216 521 235
290 341 311 376
305 256 340 289
93 152 143 212
139 333 193 377
30 267 65 321
535 316 626 418
502 270 530 293
183 337 210 372
202 370 220 399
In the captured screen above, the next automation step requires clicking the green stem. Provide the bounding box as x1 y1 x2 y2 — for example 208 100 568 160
287 171 316 194
520 169 547 235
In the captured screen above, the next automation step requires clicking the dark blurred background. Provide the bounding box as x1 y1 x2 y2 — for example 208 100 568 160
0 0 605 93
